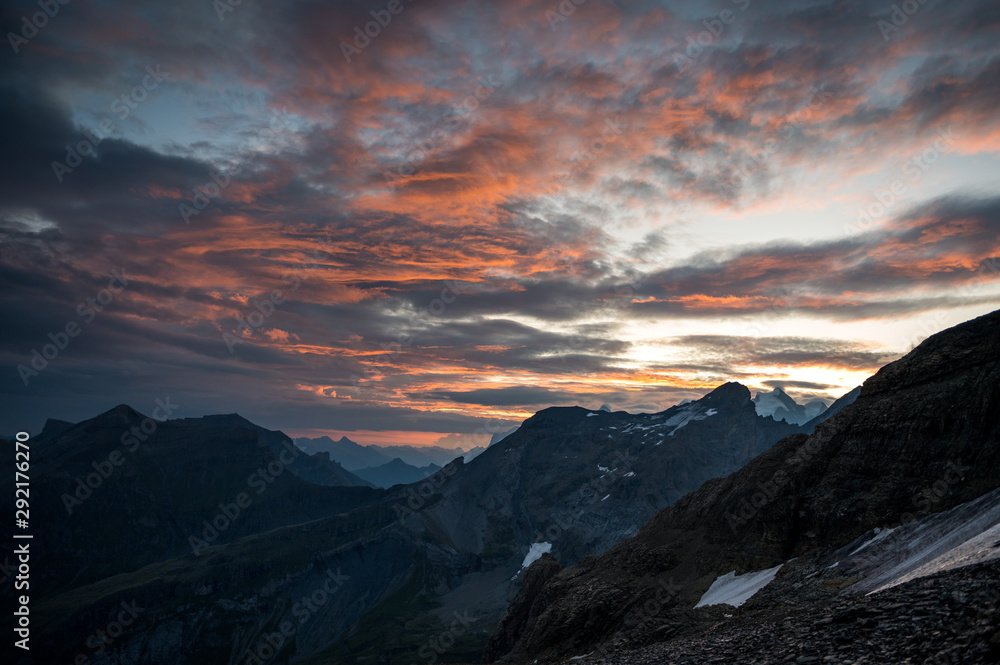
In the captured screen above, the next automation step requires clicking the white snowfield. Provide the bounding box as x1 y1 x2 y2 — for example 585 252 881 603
876 519 1000 592
694 564 784 608
845 487 1000 595
695 488 1000 611
849 526 898 556
521 542 552 569
663 404 718 437
788 486 1000 596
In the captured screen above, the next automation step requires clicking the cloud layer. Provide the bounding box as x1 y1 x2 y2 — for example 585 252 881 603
1 0 998 438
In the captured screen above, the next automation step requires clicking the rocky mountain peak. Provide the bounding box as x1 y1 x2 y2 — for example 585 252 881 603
89 403 147 428
703 381 752 404
483 309 1000 663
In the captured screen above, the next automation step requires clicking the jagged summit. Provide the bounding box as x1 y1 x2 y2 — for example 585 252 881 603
753 386 828 424
38 417 74 440
484 309 1000 663
703 380 753 403
88 403 148 428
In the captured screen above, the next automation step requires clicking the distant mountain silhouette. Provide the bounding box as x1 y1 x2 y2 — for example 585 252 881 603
752 387 829 425
294 435 472 469
354 457 441 488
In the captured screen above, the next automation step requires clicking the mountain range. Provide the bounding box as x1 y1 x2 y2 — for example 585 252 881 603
751 387 829 425
484 308 1000 663
353 457 442 488
6 377 819 664
295 434 483 469
3 309 998 664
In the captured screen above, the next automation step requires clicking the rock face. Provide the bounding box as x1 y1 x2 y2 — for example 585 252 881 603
422 381 803 568
801 385 860 433
485 308 1000 663
587 560 1000 665
10 378 805 665
0 407 381 595
483 553 564 663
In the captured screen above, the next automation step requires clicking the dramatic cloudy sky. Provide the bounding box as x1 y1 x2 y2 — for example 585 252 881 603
2 0 998 446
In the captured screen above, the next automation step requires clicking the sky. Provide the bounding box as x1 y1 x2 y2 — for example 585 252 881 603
1 0 999 448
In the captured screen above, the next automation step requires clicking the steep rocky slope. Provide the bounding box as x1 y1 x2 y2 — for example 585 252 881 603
17 380 807 665
485 308 1000 663
0 406 380 595
582 560 1000 665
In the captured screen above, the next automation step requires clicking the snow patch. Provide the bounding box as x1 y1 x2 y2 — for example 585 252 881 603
875 519 1000 592
624 471 635 478
661 405 717 436
838 488 1000 596
521 542 553 569
587 412 599 417
694 564 784 608
601 494 611 501
849 526 898 556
